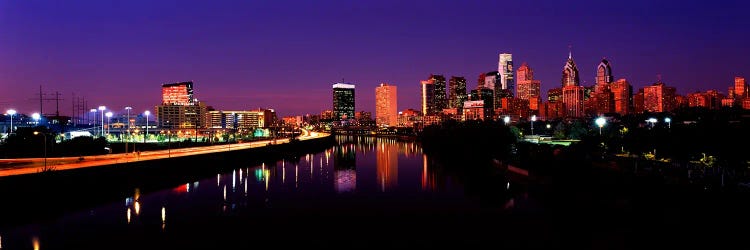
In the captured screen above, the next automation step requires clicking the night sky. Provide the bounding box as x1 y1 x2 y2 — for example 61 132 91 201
2 0 749 117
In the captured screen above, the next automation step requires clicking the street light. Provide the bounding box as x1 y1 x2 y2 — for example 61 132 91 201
98 106 106 137
647 118 657 128
664 117 671 128
530 115 537 135
6 109 16 134
90 109 97 126
105 112 113 136
503 116 510 125
32 113 41 126
33 131 47 170
144 110 150 143
595 117 606 135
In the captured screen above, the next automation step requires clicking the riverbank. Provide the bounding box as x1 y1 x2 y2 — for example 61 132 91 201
0 134 335 230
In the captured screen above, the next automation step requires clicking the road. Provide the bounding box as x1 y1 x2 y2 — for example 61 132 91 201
0 131 328 177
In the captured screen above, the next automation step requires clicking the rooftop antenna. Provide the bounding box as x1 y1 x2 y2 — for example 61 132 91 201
568 45 572 59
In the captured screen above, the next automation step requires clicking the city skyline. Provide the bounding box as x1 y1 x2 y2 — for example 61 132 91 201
1 1 749 117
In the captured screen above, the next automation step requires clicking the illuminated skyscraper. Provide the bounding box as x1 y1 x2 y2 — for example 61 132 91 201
421 79 435 115
332 82 356 120
161 81 195 105
735 76 747 99
431 74 447 111
561 53 584 117
157 81 207 129
375 83 398 127
498 53 514 91
595 59 613 86
516 62 541 101
448 76 467 111
611 78 633 115
643 81 676 113
421 74 446 115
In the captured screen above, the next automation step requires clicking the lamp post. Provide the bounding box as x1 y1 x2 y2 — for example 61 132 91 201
89 108 97 127
33 131 47 170
664 117 671 129
647 118 657 129
144 110 150 143
530 115 537 135
98 106 106 137
105 112 113 136
503 116 510 125
125 107 132 154
32 113 41 126
595 117 606 135
6 109 16 135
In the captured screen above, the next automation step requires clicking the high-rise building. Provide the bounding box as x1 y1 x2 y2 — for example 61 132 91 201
611 78 633 115
643 81 676 113
421 79 435 115
207 109 274 129
157 81 208 129
469 87 495 120
448 76 467 111
431 75 447 111
516 62 541 102
333 83 356 120
561 53 583 117
735 77 747 99
375 83 398 127
548 88 562 103
633 89 645 114
421 74 446 115
161 81 195 106
561 52 580 88
596 59 613 86
498 53 514 91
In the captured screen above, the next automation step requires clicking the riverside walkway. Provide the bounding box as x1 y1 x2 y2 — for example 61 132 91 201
0 132 329 177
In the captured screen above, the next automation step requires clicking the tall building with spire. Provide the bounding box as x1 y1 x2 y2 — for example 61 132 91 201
375 83 397 127
589 58 615 115
561 52 584 117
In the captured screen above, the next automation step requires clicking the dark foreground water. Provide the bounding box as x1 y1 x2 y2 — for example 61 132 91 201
3 135 750 249
0 136 538 249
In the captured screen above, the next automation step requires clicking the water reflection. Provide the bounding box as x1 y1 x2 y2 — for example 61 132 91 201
1 135 524 249
377 138 398 191
31 236 39 250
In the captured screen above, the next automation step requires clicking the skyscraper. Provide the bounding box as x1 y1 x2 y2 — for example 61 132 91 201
561 53 584 117
735 76 747 99
161 81 195 105
431 74 447 111
375 83 398 127
421 74 446 115
498 53 514 91
332 82 356 120
643 81 676 113
596 59 613 86
157 81 207 129
516 62 541 101
421 79 435 115
611 78 633 115
448 76 467 111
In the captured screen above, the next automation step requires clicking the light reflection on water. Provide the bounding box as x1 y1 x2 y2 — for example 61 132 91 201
2 136 521 248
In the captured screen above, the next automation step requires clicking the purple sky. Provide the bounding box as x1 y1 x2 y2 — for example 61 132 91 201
2 0 749 118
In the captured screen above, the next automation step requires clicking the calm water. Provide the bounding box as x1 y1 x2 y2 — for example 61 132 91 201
0 136 535 249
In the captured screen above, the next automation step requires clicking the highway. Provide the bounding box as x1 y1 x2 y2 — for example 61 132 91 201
0 131 327 177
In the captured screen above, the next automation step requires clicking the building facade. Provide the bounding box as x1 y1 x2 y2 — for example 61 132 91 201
161 81 195 106
375 83 398 127
333 83 356 120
